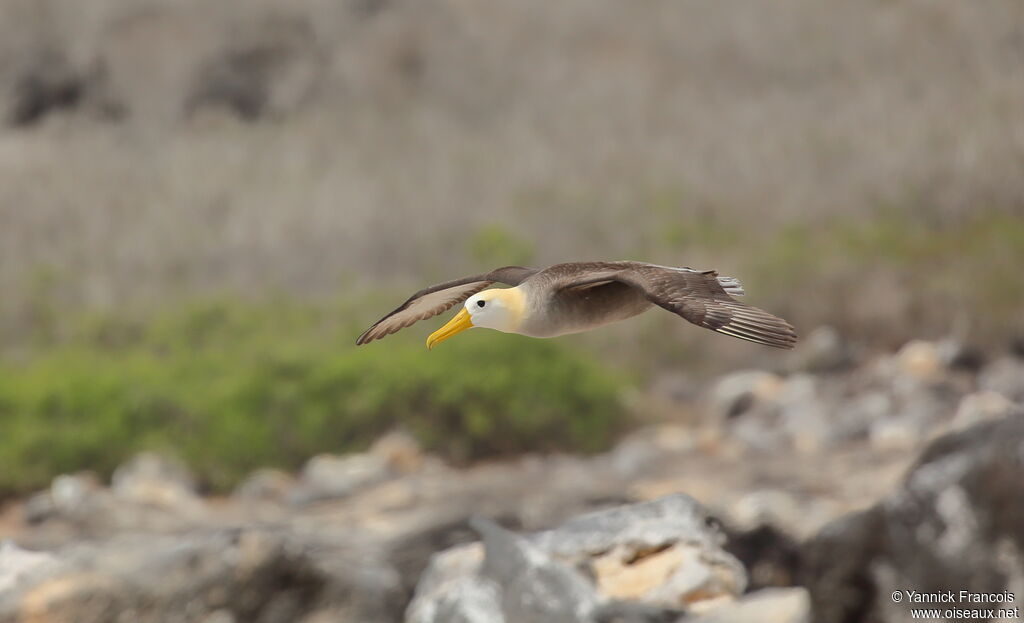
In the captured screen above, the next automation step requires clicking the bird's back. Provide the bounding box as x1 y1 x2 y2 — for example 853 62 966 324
518 262 653 337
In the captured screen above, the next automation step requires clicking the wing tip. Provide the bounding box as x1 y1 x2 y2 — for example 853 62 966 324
716 328 798 349
713 310 798 349
355 326 384 345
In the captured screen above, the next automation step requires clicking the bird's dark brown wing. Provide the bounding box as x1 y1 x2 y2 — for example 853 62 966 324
556 262 797 349
355 266 537 345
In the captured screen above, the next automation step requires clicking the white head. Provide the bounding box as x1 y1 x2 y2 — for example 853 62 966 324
464 289 524 332
426 288 526 349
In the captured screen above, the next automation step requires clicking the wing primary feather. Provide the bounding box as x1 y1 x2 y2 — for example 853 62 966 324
724 316 797 340
715 327 793 349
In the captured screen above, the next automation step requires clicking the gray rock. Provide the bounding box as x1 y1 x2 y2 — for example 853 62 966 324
979 356 1024 404
802 413 1024 623
554 497 744 609
947 391 1015 433
867 374 966 452
370 430 427 475
832 390 891 441
646 372 701 409
17 486 216 550
894 340 946 382
419 575 505 623
21 490 57 526
0 541 55 593
291 452 392 504
607 426 696 478
50 472 103 512
711 371 862 452
593 601 686 623
22 472 104 527
112 452 197 491
707 371 785 423
531 494 725 559
683 588 809 623
788 326 855 374
935 338 985 373
728 490 802 535
476 517 600 623
17 467 214 549
407 519 601 623
775 374 832 452
407 495 747 622
0 527 404 623
868 417 922 452
234 468 296 504
111 451 202 511
708 371 787 451
405 542 504 623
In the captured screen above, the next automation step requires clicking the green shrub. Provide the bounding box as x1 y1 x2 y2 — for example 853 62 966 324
0 299 629 496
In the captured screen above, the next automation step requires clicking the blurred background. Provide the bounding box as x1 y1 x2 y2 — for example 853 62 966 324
0 1 1022 621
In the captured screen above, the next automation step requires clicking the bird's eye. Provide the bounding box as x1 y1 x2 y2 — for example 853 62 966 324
477 300 486 308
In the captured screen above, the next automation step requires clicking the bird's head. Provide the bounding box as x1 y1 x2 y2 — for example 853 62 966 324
426 288 525 349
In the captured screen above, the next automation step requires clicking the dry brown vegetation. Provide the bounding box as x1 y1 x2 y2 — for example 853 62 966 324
1 0 1023 355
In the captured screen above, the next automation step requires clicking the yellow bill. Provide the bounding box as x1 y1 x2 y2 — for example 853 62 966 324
426 308 474 349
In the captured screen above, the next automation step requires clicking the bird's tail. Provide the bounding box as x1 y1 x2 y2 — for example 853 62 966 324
717 275 745 296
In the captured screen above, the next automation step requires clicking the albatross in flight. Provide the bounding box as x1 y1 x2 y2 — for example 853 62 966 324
356 261 797 350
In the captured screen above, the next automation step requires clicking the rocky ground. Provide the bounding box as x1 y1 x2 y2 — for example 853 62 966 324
0 331 1022 623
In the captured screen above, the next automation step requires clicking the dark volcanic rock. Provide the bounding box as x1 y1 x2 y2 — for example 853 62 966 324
802 413 1024 623
724 524 803 591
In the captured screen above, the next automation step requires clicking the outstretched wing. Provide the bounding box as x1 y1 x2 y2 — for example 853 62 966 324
356 266 537 345
558 263 797 349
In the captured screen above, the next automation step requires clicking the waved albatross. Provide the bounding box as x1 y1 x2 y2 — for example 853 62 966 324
356 261 797 350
